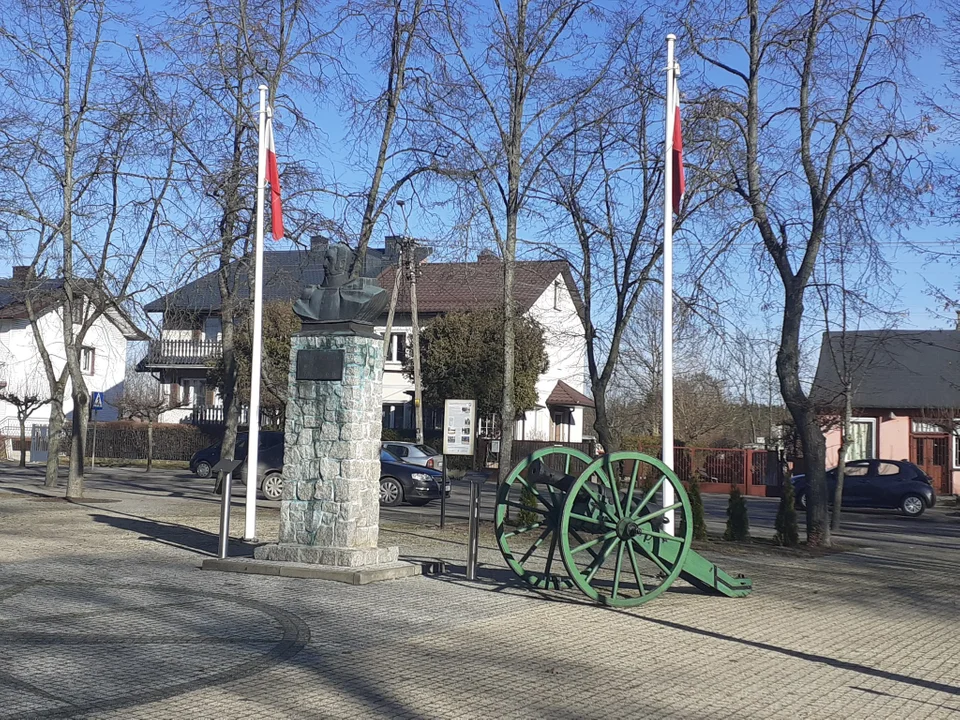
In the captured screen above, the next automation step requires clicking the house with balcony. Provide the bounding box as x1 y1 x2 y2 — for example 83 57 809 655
138 236 401 424
140 240 593 443
0 266 147 433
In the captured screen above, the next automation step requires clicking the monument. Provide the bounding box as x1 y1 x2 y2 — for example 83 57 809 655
249 243 417 580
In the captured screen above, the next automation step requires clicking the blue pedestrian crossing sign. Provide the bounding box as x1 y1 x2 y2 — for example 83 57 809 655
91 392 104 411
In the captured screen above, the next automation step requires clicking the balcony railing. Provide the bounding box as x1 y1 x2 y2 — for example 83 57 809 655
141 338 222 367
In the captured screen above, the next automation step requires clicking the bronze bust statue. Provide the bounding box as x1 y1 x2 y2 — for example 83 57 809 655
293 243 388 328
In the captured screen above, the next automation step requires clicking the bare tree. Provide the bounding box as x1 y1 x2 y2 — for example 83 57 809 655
0 0 176 496
682 0 933 545
115 372 183 473
416 0 620 481
0 378 49 467
145 0 334 483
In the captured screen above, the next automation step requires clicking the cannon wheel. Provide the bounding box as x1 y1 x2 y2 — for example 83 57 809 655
558 452 693 607
495 446 593 589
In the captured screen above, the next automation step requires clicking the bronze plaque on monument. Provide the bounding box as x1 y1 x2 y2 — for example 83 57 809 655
296 349 344 381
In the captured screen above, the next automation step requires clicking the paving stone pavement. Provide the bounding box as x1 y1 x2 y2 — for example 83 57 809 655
0 467 958 719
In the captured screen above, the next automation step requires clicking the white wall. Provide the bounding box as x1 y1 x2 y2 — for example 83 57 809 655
0 308 130 428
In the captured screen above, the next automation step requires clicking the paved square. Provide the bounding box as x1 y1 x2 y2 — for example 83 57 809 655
0 466 958 718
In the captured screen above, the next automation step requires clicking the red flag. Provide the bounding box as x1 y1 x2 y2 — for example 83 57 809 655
265 109 284 240
672 93 685 215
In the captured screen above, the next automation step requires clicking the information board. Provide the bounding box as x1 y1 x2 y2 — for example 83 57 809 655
442 399 476 456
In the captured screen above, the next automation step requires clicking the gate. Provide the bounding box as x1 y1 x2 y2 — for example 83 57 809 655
30 424 50 463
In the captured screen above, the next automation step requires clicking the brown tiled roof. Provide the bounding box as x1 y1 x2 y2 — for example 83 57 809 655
377 258 583 317
546 380 594 408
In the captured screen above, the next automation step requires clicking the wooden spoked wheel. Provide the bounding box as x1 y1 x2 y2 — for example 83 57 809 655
558 452 693 607
494 446 593 589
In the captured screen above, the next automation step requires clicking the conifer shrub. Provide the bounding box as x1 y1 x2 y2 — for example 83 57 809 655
518 484 539 526
687 478 709 541
723 486 750 541
774 478 800 547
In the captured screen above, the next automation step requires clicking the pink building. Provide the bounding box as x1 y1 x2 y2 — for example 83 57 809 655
811 330 960 496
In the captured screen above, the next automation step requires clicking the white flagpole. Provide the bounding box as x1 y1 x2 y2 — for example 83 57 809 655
662 35 677 535
244 84 268 541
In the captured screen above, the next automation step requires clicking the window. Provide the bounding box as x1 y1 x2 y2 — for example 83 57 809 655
80 347 95 375
843 462 870 477
203 317 221 342
553 280 561 310
385 444 408 458
70 298 85 325
912 420 946 434
847 418 876 460
387 333 408 364
181 379 205 407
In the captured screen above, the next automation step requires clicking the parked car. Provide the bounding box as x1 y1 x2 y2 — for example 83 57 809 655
189 432 285 500
381 441 444 471
192 435 450 506
379 447 449 507
791 459 936 517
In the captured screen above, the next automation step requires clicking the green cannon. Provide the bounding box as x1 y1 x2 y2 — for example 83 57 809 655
494 448 753 607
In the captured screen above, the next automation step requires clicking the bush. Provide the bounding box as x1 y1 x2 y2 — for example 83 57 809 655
687 478 709 541
723 486 750 542
774 478 800 547
518 484 539 526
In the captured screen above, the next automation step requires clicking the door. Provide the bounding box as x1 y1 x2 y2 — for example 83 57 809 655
911 436 949 494
838 460 872 507
30 425 49 464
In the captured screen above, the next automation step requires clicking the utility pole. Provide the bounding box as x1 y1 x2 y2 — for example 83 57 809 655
407 236 424 444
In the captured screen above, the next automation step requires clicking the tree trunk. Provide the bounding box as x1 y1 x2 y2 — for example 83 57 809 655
146 420 154 473
18 416 26 467
778 283 830 546
592 388 618 454
217 302 242 494
831 386 852 531
66 392 89 499
44 399 64 487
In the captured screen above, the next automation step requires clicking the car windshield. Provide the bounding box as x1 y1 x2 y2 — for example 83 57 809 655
381 448 402 463
416 444 438 456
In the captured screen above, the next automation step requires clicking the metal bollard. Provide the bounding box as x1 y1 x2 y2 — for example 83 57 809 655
466 478 481 580
217 471 233 559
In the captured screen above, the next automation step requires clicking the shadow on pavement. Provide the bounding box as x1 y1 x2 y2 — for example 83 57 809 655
90 512 254 558
629 613 960 697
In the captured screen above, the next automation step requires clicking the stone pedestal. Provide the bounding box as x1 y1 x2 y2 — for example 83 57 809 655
254 330 400 569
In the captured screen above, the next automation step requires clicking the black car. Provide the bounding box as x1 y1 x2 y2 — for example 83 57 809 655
379 448 449 507
189 432 285 500
791 459 936 517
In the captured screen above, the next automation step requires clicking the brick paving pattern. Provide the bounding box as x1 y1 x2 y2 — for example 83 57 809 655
0 467 958 719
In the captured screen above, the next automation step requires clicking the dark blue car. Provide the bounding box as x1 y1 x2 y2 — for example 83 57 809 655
792 459 936 517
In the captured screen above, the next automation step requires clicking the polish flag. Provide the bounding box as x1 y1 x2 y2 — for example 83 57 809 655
672 81 685 215
265 109 284 240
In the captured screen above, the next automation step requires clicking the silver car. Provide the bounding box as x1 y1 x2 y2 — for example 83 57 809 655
380 441 444 471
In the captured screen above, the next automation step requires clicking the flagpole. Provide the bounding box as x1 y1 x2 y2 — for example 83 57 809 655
662 35 676 535
244 84 268 541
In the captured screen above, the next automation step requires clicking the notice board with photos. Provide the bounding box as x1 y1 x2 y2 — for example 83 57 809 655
443 399 476 456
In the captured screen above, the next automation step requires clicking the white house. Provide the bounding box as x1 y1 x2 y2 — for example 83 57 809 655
377 254 593 442
0 266 147 433
141 241 593 442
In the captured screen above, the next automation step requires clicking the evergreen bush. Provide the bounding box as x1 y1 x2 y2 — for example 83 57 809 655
723 486 750 541
688 478 709 541
518 484 539 526
774 478 800 547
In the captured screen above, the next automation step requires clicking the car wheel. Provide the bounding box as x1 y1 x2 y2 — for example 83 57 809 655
261 473 284 501
380 477 403 507
409 499 431 507
900 494 925 517
195 460 212 479
794 490 806 511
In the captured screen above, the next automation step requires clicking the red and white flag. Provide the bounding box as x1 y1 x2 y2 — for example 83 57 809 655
265 108 284 240
672 78 685 215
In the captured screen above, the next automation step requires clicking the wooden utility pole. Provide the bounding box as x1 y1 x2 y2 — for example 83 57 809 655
407 237 424 444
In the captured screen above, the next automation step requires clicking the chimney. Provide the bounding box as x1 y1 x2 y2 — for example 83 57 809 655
309 235 329 253
11 266 33 283
955 310 960 331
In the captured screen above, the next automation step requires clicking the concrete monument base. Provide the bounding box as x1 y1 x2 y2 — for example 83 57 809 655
202 557 421 585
